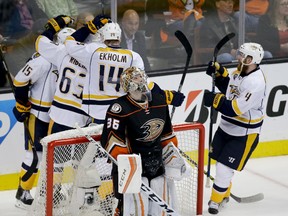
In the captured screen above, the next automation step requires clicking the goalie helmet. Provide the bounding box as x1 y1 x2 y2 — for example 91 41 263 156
101 22 121 41
120 67 151 101
56 27 76 44
238 42 264 65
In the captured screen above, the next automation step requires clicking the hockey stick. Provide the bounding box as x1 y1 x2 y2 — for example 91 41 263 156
206 32 236 188
0 48 38 182
75 124 179 215
177 147 264 203
170 30 193 120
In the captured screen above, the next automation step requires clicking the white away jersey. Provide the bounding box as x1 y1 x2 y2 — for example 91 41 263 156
36 36 89 127
220 68 267 136
65 39 144 121
13 53 58 123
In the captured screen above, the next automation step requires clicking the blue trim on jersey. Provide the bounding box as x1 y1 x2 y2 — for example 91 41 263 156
82 98 116 105
31 104 50 112
222 116 263 128
52 101 89 116
22 163 38 173
71 26 90 42
213 183 227 192
215 76 230 94
219 99 238 117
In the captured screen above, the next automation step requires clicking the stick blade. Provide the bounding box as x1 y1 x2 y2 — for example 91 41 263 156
230 192 264 203
175 30 192 57
214 32 236 57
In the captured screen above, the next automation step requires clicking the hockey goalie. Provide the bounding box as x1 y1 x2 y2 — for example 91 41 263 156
100 66 192 215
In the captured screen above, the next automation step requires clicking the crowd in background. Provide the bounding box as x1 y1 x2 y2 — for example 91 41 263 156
0 0 286 83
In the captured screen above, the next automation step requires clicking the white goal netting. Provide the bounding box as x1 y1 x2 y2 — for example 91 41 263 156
28 123 204 216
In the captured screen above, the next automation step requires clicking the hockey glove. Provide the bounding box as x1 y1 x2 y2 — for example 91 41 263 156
203 90 225 110
46 15 72 32
13 101 31 122
206 61 229 78
164 90 185 107
87 14 112 34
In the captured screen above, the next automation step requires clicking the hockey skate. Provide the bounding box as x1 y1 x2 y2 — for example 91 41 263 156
208 197 229 214
15 186 34 209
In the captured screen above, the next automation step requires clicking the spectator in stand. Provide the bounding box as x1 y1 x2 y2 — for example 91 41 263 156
234 0 269 34
35 0 78 19
145 0 205 47
199 0 271 64
4 18 47 76
75 11 94 30
199 0 238 63
257 0 288 58
120 9 151 71
2 0 32 39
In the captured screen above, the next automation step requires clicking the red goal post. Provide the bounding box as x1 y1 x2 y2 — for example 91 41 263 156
29 122 205 216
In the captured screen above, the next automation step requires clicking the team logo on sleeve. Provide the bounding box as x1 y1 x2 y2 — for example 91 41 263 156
110 103 122 113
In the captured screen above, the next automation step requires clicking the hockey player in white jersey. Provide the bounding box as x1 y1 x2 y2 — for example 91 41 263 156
13 51 58 209
35 16 91 133
35 15 106 207
203 42 267 214
65 15 185 124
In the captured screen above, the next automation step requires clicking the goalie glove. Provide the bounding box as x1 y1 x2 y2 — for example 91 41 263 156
87 14 111 34
45 15 72 33
203 90 225 111
162 142 192 181
164 90 185 107
206 61 229 78
13 101 31 122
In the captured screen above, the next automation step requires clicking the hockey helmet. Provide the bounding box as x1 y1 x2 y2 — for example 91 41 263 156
56 27 76 44
237 42 264 65
85 27 104 43
120 67 149 94
101 22 121 41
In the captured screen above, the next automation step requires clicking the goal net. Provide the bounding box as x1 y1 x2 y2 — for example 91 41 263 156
28 123 204 216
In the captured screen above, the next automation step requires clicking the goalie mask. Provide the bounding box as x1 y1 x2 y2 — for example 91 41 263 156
236 42 264 65
55 27 76 44
120 67 152 101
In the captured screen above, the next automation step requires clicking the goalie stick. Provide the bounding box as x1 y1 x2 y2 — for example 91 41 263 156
206 32 236 188
177 147 264 203
75 124 179 216
0 48 38 182
170 30 193 120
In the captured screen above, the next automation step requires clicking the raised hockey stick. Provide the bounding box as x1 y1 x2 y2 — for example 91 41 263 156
0 48 38 182
75 124 179 216
206 32 236 188
177 147 264 203
170 30 193 120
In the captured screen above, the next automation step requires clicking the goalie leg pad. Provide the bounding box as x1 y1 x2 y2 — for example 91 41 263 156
149 176 178 216
117 154 142 194
121 177 149 216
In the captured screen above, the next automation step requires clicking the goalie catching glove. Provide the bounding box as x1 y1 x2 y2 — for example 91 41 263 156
13 101 31 122
87 14 112 34
206 61 229 78
45 15 72 33
162 142 192 181
203 90 225 111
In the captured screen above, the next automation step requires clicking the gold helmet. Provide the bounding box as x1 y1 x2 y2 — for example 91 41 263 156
120 67 149 93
